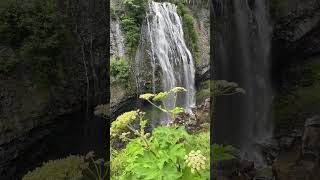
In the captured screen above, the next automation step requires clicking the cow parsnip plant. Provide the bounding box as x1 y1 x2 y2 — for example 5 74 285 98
22 153 108 180
112 126 210 180
111 87 210 179
139 87 187 122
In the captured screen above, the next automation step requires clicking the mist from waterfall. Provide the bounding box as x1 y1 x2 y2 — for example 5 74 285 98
213 0 273 166
135 1 196 115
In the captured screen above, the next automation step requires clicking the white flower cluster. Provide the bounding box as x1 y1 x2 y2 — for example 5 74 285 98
184 150 206 173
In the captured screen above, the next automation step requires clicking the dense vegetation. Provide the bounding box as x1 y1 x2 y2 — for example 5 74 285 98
110 57 130 87
23 153 108 180
110 87 212 179
112 0 149 57
110 85 242 179
0 0 73 84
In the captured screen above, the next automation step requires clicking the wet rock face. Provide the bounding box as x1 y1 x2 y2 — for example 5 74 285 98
0 0 108 178
272 1 320 66
194 8 210 86
0 60 86 179
301 116 320 161
110 17 125 58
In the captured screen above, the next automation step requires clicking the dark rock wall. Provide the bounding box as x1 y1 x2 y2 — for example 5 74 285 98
272 0 320 85
0 0 108 179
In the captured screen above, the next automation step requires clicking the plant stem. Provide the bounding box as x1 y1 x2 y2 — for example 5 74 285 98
147 99 167 113
196 169 202 178
126 125 157 157
172 93 177 121
91 158 100 179
86 167 99 180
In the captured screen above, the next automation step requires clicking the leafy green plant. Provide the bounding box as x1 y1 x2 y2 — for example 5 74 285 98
110 57 130 87
139 87 188 122
120 0 148 57
110 87 209 179
112 124 209 179
0 0 73 83
22 153 108 180
110 148 127 179
84 151 108 180
22 155 87 180
211 144 237 162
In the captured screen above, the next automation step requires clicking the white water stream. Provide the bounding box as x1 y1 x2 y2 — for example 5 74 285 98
136 1 196 112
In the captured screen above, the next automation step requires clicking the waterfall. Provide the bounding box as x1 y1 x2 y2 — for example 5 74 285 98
135 1 196 112
213 0 273 166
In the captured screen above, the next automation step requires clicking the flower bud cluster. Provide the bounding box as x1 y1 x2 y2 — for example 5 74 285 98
185 150 206 173
119 132 131 142
110 110 138 137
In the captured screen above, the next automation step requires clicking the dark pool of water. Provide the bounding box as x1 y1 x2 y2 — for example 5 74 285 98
7 107 106 179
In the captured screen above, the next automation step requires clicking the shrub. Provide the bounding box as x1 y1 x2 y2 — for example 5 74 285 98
111 87 210 179
120 0 149 57
115 126 210 179
110 57 130 87
0 0 73 83
23 153 108 180
110 148 127 179
22 155 87 180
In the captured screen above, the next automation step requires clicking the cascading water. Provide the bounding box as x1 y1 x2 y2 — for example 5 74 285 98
213 0 273 166
135 1 196 119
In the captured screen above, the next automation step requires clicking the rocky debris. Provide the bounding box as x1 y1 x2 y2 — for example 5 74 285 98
172 98 210 133
301 115 320 161
255 166 274 180
213 157 275 180
271 115 320 180
173 108 198 133
213 115 320 180
260 139 280 165
272 151 320 180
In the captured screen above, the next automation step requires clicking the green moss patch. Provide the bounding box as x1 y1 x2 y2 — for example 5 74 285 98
196 80 210 104
274 56 320 128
